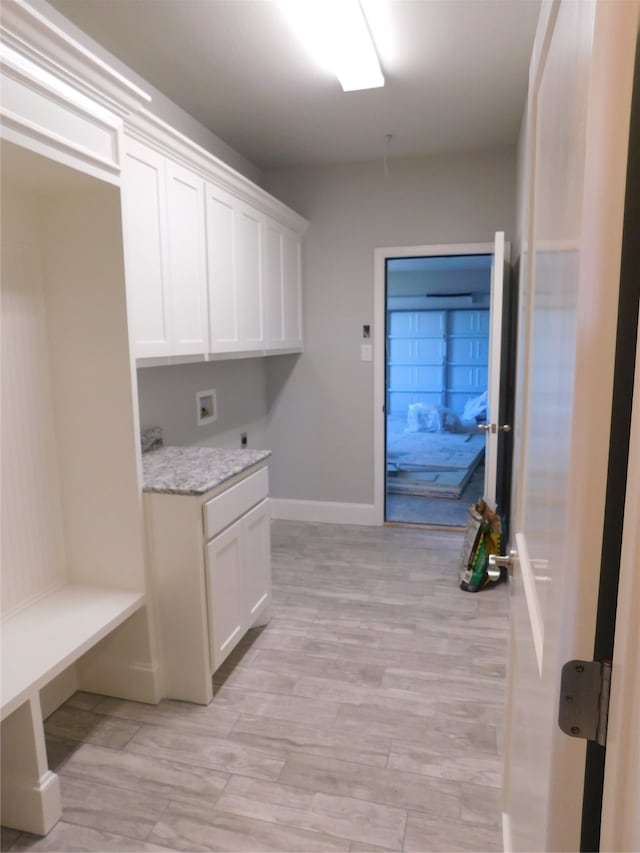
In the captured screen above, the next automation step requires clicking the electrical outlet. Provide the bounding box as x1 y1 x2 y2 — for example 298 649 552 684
241 433 248 447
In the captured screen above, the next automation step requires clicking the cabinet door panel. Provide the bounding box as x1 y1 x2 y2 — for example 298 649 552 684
283 229 303 348
122 141 171 357
206 184 238 350
263 220 285 349
205 519 244 671
242 499 271 624
166 162 208 355
235 204 264 349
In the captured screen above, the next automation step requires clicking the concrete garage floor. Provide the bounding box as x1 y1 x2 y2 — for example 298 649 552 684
386 464 486 528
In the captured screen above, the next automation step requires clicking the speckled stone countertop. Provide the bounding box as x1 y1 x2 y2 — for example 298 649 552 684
141 446 271 496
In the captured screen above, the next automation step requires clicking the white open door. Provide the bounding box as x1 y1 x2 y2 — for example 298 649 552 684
502 1 638 850
483 230 507 507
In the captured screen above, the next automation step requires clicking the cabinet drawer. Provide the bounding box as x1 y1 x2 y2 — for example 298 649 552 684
204 466 268 540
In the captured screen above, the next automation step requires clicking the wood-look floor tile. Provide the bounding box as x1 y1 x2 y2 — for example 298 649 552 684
58 778 168 841
45 734 82 772
268 602 320 622
381 667 506 706
3 520 509 853
210 685 342 727
6 823 175 852
278 752 462 820
213 666 297 695
248 629 312 652
43 706 139 749
125 724 286 781
403 811 501 852
290 676 438 719
298 640 448 675
333 702 496 756
458 779 502 827
388 741 502 787
436 696 506 727
92 697 238 738
250 648 386 686
311 614 416 637
215 775 407 850
65 691 104 711
57 741 229 805
229 713 391 768
147 800 351 852
291 674 376 705
303 625 386 649
0 826 21 851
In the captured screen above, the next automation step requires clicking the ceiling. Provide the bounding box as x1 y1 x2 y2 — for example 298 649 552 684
47 0 541 171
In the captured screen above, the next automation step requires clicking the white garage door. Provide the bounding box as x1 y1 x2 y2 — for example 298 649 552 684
387 308 488 418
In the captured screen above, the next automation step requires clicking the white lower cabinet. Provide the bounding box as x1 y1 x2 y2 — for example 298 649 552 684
145 465 271 705
206 519 244 669
205 498 271 671
243 500 272 621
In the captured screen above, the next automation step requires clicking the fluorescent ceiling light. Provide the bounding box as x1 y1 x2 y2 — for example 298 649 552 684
279 0 384 92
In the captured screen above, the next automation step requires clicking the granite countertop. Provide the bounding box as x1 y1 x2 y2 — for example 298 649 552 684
142 446 271 496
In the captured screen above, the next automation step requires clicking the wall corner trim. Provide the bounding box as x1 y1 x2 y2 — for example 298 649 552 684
270 498 379 527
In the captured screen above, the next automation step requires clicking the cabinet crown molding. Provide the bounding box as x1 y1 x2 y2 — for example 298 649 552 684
126 109 309 235
0 0 151 117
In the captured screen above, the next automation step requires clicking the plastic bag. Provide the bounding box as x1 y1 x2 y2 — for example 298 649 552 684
459 498 502 593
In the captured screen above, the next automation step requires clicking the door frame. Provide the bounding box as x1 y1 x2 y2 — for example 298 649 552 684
373 241 496 525
600 312 640 850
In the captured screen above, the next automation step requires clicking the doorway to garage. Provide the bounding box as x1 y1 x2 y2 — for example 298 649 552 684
383 253 492 527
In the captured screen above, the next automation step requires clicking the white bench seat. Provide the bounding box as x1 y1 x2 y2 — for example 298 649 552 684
1 583 145 719
0 583 145 835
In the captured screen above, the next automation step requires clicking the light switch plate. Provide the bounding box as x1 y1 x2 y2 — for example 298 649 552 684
361 344 372 362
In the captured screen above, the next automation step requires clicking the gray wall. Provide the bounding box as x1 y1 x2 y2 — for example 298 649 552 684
137 359 269 451
263 147 517 504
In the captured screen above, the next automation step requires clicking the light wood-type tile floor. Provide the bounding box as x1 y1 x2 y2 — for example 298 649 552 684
1 520 509 853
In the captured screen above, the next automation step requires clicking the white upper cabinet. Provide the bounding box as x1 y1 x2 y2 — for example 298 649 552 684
263 218 286 349
0 0 307 367
235 201 264 351
263 219 304 351
165 161 209 355
207 190 302 357
120 122 306 363
283 227 304 349
206 183 238 351
207 191 267 355
122 139 172 358
122 138 209 359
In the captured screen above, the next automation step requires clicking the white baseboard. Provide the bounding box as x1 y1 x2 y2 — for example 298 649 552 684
0 771 61 835
270 498 379 526
76 659 162 705
502 811 512 853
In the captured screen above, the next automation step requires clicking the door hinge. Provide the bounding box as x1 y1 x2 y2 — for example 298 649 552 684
558 659 611 747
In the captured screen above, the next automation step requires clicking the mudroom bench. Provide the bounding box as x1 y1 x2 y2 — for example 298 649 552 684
0 585 145 835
